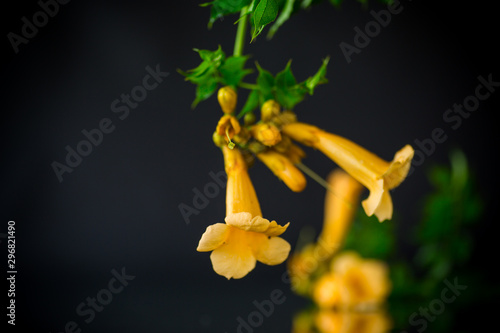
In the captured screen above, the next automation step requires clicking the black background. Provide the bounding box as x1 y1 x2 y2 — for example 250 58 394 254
1 0 498 332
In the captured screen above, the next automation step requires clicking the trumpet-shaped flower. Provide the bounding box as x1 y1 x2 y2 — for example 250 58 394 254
318 170 363 254
288 170 362 294
282 122 414 222
197 146 291 279
312 251 391 309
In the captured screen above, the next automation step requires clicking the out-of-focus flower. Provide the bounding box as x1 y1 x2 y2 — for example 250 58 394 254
292 307 392 333
288 170 363 294
282 122 414 222
197 146 291 279
312 251 391 309
314 309 392 333
252 123 282 146
318 170 363 254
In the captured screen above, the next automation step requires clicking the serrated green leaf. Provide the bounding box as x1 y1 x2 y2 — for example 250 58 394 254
256 63 275 101
252 0 279 41
275 60 307 109
237 89 260 118
192 75 218 108
219 55 253 87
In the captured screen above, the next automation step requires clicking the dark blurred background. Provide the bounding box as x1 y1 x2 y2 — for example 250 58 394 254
1 0 498 332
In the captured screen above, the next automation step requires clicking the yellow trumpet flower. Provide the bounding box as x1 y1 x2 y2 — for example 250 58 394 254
256 149 307 192
312 251 391 309
282 122 414 222
288 170 362 294
197 146 291 279
317 170 363 255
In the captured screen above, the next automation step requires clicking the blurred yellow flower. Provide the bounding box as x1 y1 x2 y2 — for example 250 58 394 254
318 170 363 254
252 123 282 146
197 146 291 279
314 309 392 333
282 122 414 222
288 170 362 294
313 251 391 309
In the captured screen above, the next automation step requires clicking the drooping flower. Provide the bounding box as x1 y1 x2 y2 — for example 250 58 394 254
197 146 291 279
256 149 307 192
312 251 391 309
282 122 414 222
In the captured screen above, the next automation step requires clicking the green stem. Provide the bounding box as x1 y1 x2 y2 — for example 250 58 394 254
238 82 259 90
233 6 249 57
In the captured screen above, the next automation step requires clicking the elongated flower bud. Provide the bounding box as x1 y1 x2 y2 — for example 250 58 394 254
257 150 306 192
217 86 237 114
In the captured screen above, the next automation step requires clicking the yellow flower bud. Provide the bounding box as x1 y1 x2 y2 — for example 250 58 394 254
271 110 297 127
244 112 256 126
217 86 237 114
212 131 226 148
252 123 282 147
261 99 280 121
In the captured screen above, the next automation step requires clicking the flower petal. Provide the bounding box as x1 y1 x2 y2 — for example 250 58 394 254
361 179 384 218
264 221 290 237
383 145 414 189
372 190 393 223
226 213 269 233
210 240 256 279
255 236 291 265
196 223 230 252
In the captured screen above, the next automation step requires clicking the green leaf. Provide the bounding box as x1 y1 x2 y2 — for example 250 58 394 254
251 0 279 41
328 0 343 7
179 46 228 108
305 56 329 94
237 89 260 118
267 0 296 39
219 55 253 87
275 60 307 109
208 0 253 27
256 62 275 101
343 208 395 260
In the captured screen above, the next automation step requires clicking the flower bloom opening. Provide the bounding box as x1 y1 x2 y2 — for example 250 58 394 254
282 122 414 222
197 146 291 279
